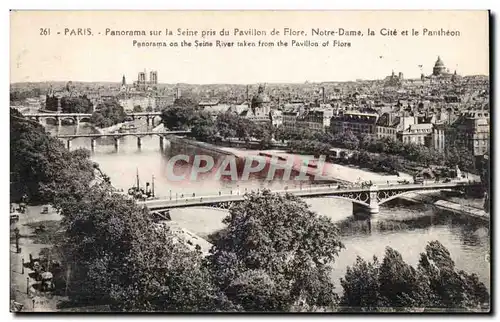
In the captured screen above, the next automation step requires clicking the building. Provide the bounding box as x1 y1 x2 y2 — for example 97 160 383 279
269 109 283 127
448 110 490 156
155 95 174 110
427 56 458 81
133 70 158 91
296 107 334 132
198 101 231 118
240 85 272 123
397 123 446 151
331 111 379 136
282 103 306 131
118 96 156 112
433 56 446 76
384 70 404 87
375 112 398 140
150 71 158 84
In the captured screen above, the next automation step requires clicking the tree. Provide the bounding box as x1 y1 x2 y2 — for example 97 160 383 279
133 105 143 113
337 131 359 150
215 112 239 139
160 106 201 130
58 184 224 311
173 96 198 108
10 108 95 204
418 241 489 309
191 112 218 142
340 256 381 311
340 241 489 312
60 96 93 114
207 190 344 311
445 146 476 173
91 100 127 128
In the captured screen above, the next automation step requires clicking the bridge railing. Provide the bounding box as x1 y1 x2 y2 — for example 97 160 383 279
55 130 191 138
140 179 481 208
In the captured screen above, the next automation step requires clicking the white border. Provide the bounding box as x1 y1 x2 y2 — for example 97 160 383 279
2 1 498 321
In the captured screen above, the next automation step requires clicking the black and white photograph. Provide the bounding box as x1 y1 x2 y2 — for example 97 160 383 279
8 10 491 313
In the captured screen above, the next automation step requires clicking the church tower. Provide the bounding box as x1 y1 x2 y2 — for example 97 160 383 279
122 75 126 86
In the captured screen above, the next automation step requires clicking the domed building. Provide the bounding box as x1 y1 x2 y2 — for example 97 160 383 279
240 84 272 123
432 56 447 76
427 56 460 82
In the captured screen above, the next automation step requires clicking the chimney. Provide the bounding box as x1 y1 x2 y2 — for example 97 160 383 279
322 86 326 103
246 85 249 103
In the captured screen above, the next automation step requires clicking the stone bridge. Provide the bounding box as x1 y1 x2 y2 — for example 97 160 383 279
23 111 163 127
56 130 191 150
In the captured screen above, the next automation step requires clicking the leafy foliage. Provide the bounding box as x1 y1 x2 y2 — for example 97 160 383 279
207 190 344 311
90 100 126 128
60 96 94 113
10 108 95 204
57 184 225 311
274 125 482 173
160 106 202 130
340 241 489 312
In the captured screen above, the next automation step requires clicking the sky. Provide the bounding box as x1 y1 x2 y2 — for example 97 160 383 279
10 10 489 84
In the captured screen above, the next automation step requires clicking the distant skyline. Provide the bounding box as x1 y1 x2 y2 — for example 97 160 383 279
10 11 489 84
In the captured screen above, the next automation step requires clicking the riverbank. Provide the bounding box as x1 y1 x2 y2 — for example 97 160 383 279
393 192 489 223
170 136 414 185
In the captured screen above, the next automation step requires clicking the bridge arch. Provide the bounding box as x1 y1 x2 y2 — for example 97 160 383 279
43 116 59 125
60 116 77 125
377 188 456 206
325 195 369 207
189 206 231 213
79 117 91 123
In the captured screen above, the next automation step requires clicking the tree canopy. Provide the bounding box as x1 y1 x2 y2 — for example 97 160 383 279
207 190 344 311
90 100 127 128
10 108 95 204
340 241 489 312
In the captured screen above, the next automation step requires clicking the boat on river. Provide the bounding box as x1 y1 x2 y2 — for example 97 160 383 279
128 169 159 201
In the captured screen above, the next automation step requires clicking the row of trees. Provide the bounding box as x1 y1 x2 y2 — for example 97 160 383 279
341 242 489 311
159 101 476 174
45 96 94 114
10 87 42 102
276 127 477 173
287 139 403 175
11 108 488 311
160 106 275 148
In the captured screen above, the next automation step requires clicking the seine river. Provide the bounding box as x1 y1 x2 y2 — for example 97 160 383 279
46 121 491 291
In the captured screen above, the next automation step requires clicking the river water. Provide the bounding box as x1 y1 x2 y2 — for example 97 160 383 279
45 121 491 292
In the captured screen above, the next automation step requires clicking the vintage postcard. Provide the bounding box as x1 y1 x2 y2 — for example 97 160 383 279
9 10 490 313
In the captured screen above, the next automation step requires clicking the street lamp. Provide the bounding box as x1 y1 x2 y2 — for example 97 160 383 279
14 227 21 253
